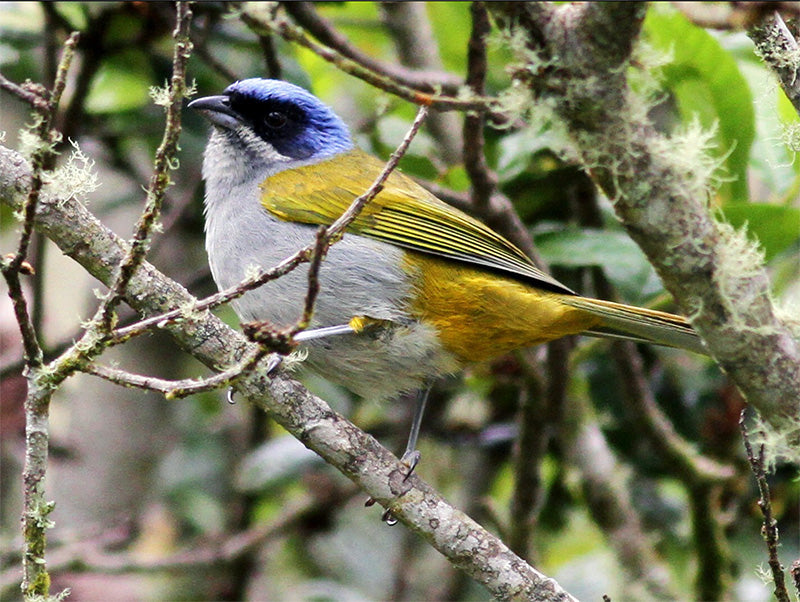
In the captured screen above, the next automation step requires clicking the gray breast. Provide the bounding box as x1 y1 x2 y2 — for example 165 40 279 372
202 163 458 400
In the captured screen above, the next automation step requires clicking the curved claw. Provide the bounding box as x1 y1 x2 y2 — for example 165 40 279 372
265 354 282 375
400 449 421 482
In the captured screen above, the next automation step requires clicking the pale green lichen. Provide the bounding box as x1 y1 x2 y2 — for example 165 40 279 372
244 263 263 281
628 39 674 104
281 348 308 371
26 589 71 602
780 121 800 154
661 119 728 199
753 22 800 75
747 410 800 468
176 301 210 325
25 497 55 530
42 139 99 206
713 221 768 327
148 78 196 108
17 116 59 160
148 83 172 108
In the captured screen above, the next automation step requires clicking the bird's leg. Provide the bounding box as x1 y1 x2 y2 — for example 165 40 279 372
399 387 431 481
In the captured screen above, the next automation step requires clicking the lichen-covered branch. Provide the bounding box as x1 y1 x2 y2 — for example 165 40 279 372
1 33 79 599
748 11 800 116
0 141 577 601
488 2 800 441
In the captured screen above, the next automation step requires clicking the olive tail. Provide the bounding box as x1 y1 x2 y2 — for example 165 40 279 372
562 297 707 355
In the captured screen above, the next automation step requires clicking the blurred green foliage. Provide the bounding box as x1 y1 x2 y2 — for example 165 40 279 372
0 2 797 601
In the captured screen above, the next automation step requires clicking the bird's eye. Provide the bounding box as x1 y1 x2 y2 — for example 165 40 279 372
264 111 288 129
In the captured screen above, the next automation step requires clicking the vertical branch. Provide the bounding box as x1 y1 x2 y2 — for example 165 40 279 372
463 1 496 210
740 413 791 602
507 359 549 557
97 2 193 332
3 33 80 599
688 484 732 600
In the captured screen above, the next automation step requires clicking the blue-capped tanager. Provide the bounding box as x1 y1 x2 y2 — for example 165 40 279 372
190 78 705 467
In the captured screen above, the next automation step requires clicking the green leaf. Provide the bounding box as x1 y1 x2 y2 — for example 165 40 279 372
85 50 153 113
720 203 800 261
645 7 755 202
534 229 664 302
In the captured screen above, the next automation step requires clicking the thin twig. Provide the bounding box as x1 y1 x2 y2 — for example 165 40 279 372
740 411 790 602
109 250 311 344
0 73 49 112
284 1 463 95
327 104 429 239
97 2 194 332
85 346 268 399
464 2 497 210
290 227 328 335
240 5 500 117
257 30 283 78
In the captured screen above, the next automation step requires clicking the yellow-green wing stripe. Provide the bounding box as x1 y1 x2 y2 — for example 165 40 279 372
262 150 575 295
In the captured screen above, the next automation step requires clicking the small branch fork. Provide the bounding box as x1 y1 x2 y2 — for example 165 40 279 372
740 411 791 602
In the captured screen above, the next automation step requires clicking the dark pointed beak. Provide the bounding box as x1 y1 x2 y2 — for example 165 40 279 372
188 94 242 130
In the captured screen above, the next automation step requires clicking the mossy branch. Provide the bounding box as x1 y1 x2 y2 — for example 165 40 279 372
488 2 800 445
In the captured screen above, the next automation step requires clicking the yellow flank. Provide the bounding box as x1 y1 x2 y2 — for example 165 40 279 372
403 251 602 363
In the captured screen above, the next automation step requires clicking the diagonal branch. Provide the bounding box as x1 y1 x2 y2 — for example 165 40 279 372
0 140 577 601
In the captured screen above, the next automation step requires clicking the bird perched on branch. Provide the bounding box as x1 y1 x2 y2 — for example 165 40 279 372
191 78 704 469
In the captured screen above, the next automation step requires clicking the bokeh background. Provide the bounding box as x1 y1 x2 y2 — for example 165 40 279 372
1 2 798 600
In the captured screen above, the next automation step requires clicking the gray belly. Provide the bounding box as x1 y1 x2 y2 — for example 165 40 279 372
205 198 457 400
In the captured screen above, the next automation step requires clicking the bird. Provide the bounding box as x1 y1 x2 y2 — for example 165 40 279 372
190 78 705 468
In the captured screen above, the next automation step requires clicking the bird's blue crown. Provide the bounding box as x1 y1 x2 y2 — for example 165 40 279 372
224 78 353 161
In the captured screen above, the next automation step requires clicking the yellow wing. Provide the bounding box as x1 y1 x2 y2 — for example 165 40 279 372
261 149 575 295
